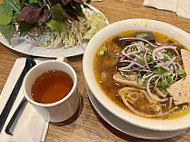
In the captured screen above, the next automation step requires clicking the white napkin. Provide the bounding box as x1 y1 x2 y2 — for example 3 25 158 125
143 0 190 19
0 58 49 142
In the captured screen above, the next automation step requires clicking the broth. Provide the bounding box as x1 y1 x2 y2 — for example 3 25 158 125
93 30 190 120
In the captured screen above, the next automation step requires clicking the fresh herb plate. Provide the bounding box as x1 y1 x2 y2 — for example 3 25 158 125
0 4 109 58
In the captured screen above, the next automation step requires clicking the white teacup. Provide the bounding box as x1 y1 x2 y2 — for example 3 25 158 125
22 58 79 122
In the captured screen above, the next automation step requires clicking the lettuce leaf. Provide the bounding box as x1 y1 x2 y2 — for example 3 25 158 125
3 0 21 14
29 0 43 7
0 3 13 25
46 18 66 34
51 4 66 20
19 21 37 37
0 24 16 44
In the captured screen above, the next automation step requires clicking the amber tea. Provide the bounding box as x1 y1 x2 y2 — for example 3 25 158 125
31 70 73 103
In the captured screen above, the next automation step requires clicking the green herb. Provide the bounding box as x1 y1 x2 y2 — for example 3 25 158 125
131 45 137 52
101 46 107 51
157 77 172 90
151 77 157 82
156 67 166 75
164 51 172 58
141 50 146 54
165 73 172 83
0 0 93 45
129 55 136 59
163 55 168 62
19 21 37 37
111 56 115 60
147 54 153 62
156 81 162 88
162 79 168 87
51 4 66 21
104 51 109 55
174 58 178 63
137 79 145 86
0 3 13 25
29 0 43 7
0 24 16 44
4 0 21 14
123 72 127 75
46 18 66 34
136 33 148 38
149 62 156 69
137 59 145 65
182 105 190 113
145 43 154 50
178 69 186 76
137 72 142 77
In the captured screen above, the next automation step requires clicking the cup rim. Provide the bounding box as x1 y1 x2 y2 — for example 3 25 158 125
23 60 77 107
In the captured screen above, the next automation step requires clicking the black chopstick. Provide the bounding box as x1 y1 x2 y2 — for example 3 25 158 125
5 97 27 135
86 0 91 4
0 57 36 134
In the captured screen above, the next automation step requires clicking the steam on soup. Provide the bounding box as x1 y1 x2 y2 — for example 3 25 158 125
93 30 190 120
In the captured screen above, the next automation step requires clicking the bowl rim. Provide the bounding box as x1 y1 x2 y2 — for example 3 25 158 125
83 18 190 131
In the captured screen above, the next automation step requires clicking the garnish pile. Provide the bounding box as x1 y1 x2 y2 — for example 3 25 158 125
0 0 107 48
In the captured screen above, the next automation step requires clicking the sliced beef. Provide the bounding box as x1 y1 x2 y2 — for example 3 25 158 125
113 36 132 48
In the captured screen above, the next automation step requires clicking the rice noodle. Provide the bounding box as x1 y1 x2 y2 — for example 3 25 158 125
127 92 139 102
155 87 167 98
121 95 177 118
118 87 156 103
169 97 173 110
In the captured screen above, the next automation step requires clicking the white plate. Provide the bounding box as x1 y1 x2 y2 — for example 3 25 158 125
86 85 188 140
0 4 108 58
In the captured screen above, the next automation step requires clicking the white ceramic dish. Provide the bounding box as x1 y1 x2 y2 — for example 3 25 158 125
86 86 187 140
83 19 190 131
0 4 108 58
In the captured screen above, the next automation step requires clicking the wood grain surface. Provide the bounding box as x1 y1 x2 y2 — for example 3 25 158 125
1 0 190 141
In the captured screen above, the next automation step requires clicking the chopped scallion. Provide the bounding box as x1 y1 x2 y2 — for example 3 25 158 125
111 56 115 60
101 46 107 51
182 105 190 113
178 69 186 76
99 50 104 55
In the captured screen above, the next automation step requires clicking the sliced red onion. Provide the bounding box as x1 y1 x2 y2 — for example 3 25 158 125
152 45 178 60
138 69 153 73
119 62 135 70
119 59 145 68
118 68 136 72
146 74 168 102
176 63 182 69
172 63 178 80
166 56 176 67
144 48 150 70
142 72 155 80
148 58 164 64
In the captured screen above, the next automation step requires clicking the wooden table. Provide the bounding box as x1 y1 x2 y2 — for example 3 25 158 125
1 0 190 141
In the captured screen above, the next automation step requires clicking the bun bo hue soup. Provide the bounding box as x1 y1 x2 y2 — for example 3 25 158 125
93 30 190 120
